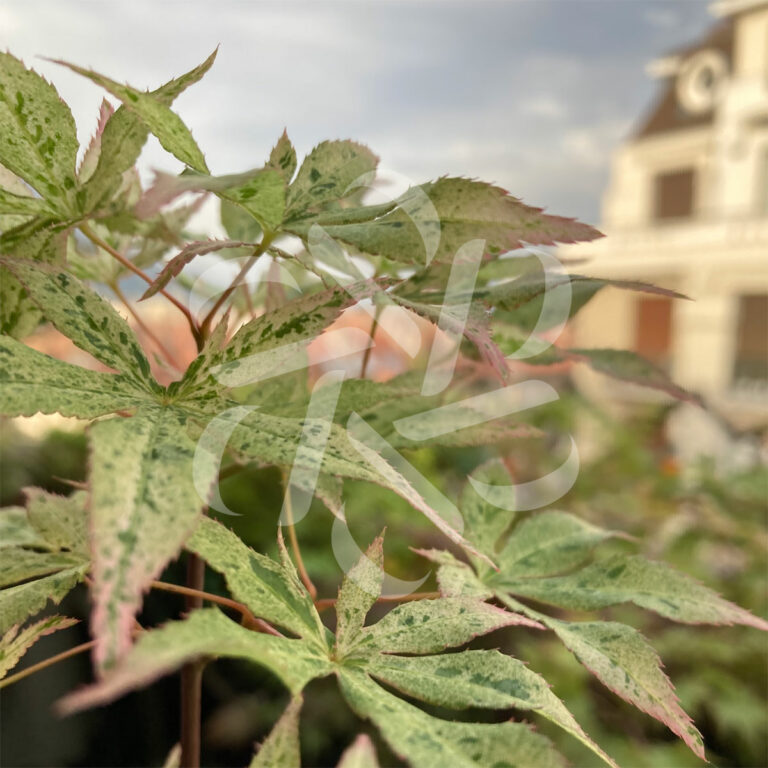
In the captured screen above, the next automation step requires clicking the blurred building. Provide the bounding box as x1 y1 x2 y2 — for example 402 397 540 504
568 0 768 429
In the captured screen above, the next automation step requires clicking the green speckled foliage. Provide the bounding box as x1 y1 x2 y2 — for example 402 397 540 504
0 51 765 768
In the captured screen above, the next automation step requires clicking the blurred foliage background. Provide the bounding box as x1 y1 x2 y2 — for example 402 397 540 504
1 389 765 767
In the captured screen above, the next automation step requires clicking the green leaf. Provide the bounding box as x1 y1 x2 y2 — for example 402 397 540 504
0 615 78 680
58 608 331 714
490 327 697 403
221 198 262 241
1 260 156 390
213 281 377 388
0 490 90 634
167 315 230 406
460 459 516 560
54 60 209 173
186 517 324 644
285 140 378 217
0 548 84 587
220 170 285 231
567 348 699 404
545 617 706 760
481 275 683 327
0 162 36 229
0 506 46 550
80 50 217 213
138 167 285 231
0 335 151 418
351 597 541 657
0 488 88 558
496 511 622 580
335 535 384 657
366 648 548 709
0 188 53 216
249 695 302 768
303 178 601 265
504 554 768 629
0 565 88 634
336 735 379 768
382 391 540 450
392 293 510 383
415 549 493 599
366 649 617 768
88 407 217 670
0 53 79 214
0 219 68 339
338 668 566 768
266 130 297 183
0 273 42 340
0 216 69 261
25 488 89 556
224 410 488 563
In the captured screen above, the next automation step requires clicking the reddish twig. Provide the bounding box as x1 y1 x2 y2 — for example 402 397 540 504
80 223 202 349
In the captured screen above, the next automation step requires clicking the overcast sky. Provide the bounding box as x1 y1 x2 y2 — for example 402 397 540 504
1 1 714 226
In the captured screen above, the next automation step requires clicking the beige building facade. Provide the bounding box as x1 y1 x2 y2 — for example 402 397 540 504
567 0 768 428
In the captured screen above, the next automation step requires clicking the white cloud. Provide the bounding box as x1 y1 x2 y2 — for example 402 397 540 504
520 96 567 120
561 120 631 169
0 6 20 33
644 7 681 29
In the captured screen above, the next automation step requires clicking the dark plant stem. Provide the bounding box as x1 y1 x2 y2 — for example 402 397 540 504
281 474 318 600
359 304 382 379
80 223 202 348
110 280 182 370
315 590 441 612
180 553 205 768
150 580 282 636
198 234 274 340
0 640 95 690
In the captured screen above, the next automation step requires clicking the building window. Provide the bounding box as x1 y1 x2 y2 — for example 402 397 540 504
733 295 768 387
654 168 695 220
635 296 673 370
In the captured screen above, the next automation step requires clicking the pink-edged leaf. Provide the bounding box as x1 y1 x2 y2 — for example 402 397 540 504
0 52 79 214
485 274 687 318
366 649 618 768
221 407 494 568
133 170 193 218
547 618 706 760
211 279 386 387
266 129 297 183
88 406 217 672
249 695 303 768
338 668 567 768
299 177 602 265
394 294 510 382
78 99 115 183
140 239 253 300
336 734 380 768
0 614 78 679
504 554 768 630
335 535 385 656
350 597 542 657
136 167 284 231
51 59 209 173
58 608 330 714
284 140 378 217
77 50 217 214
565 348 701 405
